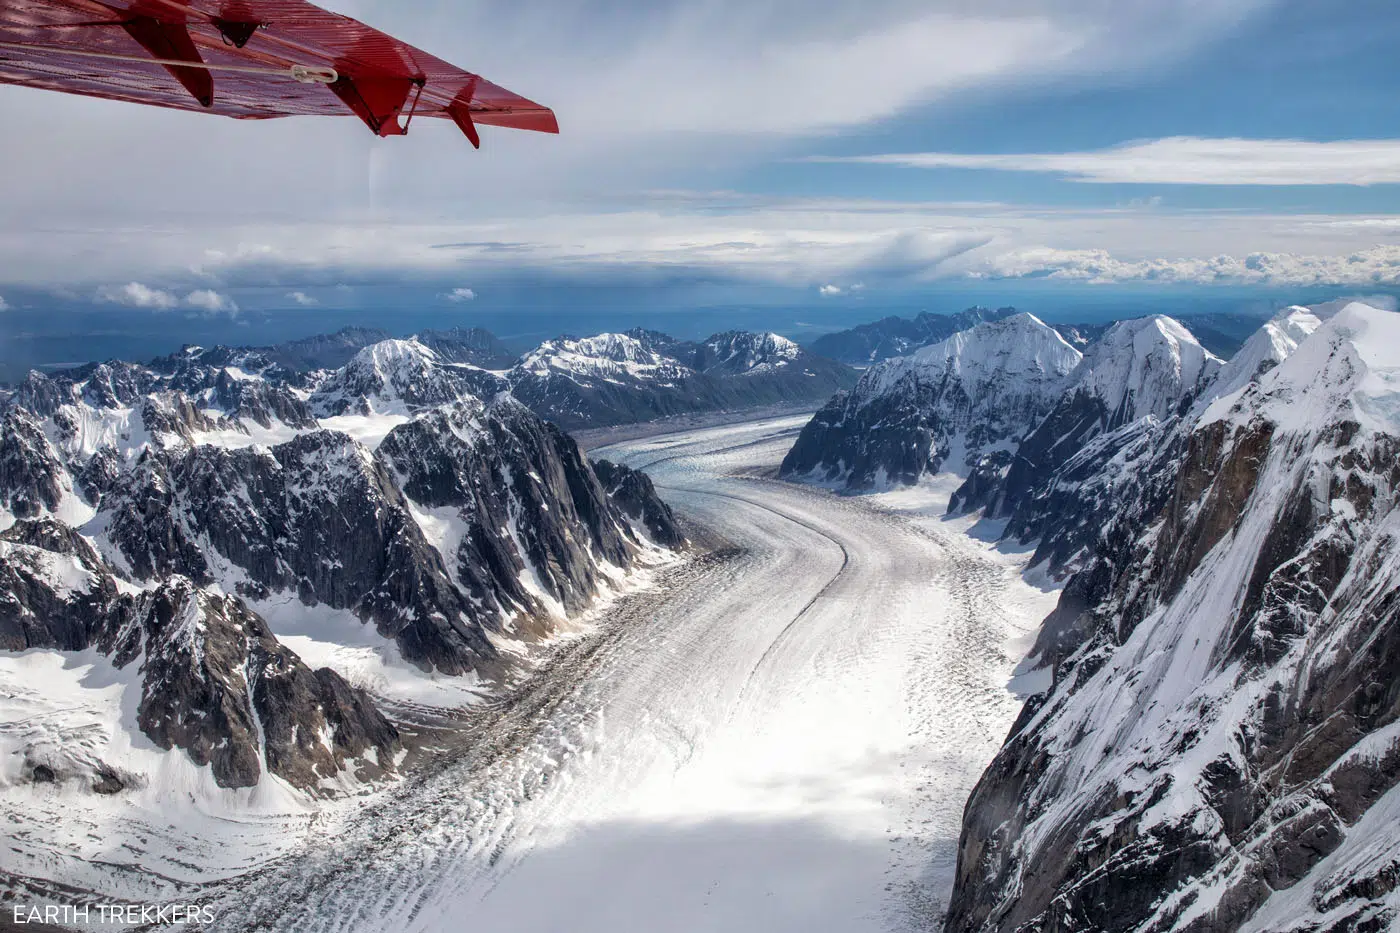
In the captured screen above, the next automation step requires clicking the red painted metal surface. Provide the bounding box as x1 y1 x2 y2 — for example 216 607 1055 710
0 0 557 142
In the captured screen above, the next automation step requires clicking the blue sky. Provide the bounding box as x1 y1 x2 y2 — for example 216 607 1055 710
1 0 1399 324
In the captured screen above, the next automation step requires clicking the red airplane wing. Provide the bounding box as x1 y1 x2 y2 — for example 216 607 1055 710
0 0 557 146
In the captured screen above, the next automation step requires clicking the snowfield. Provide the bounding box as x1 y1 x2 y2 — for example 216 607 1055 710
205 414 1059 933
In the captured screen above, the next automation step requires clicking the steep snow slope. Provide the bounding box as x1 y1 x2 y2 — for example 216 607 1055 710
1206 305 1326 404
950 315 1223 573
947 302 1400 933
781 313 1082 490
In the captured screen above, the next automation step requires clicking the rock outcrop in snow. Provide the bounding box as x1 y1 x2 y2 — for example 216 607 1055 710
1 519 400 791
780 313 1083 490
946 302 1400 933
0 335 682 795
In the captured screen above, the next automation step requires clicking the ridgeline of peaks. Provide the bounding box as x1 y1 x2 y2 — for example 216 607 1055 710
0 327 689 796
951 315 1224 572
946 302 1400 932
807 305 1023 364
507 328 855 430
780 300 1400 929
781 313 1083 489
806 305 1118 365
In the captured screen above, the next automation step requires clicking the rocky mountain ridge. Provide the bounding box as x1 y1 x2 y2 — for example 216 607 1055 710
0 336 683 797
805 305 1120 366
780 313 1083 489
506 328 857 430
945 302 1400 932
951 315 1224 573
806 306 1023 364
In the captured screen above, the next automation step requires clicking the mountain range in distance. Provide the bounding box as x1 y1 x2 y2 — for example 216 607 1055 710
1 325 858 432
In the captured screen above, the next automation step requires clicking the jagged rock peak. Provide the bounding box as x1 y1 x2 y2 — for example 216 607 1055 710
694 331 802 375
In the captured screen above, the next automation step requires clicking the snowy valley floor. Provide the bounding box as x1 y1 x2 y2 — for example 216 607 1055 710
4 415 1060 932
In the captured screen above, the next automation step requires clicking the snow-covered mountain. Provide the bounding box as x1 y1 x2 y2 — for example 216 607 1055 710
951 315 1224 571
780 313 1083 489
309 338 507 420
1 519 401 791
947 302 1400 932
0 338 681 816
506 329 857 430
806 306 1023 364
805 305 1117 365
691 331 803 376
1207 304 1329 404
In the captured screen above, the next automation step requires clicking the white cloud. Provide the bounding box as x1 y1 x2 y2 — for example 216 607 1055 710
568 11 1080 137
25 194 1400 293
0 295 8 311
96 282 179 310
286 290 319 305
184 289 239 315
818 284 843 296
964 244 1400 286
444 287 476 302
0 0 1269 255
815 137 1400 186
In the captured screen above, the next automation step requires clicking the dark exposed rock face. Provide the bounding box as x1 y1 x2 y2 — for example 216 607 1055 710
946 303 1400 933
377 398 670 642
0 520 112 651
592 458 686 549
0 407 69 520
0 520 400 790
781 313 1083 490
98 428 504 677
0 330 685 797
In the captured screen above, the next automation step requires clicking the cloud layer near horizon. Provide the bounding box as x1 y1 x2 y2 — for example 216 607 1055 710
10 196 1398 298
0 1 1276 274
7 0 1400 298
813 137 1400 186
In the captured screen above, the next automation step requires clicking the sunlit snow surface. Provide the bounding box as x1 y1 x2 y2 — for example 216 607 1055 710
216 414 1059 933
0 649 314 901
